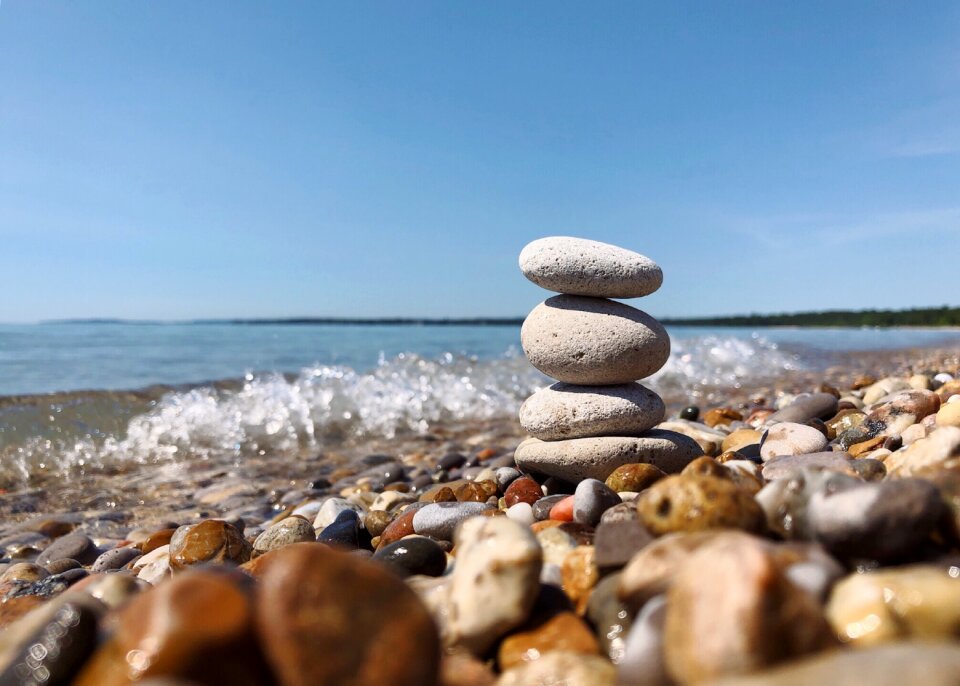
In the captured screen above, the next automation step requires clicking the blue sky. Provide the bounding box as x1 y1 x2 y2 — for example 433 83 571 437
1 1 959 322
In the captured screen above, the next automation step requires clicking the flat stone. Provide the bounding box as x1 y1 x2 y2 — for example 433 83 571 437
519 236 663 298
412 502 493 540
520 383 665 440
36 532 99 567
826 565 960 646
448 517 542 655
761 451 852 481
91 547 141 572
765 393 839 425
706 642 960 686
663 533 836 684
254 542 440 686
807 478 944 561
573 479 621 526
636 474 765 536
515 431 702 482
760 422 828 461
252 516 316 557
521 296 670 385
594 519 653 570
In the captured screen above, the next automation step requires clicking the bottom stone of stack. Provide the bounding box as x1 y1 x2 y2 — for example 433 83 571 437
514 430 703 482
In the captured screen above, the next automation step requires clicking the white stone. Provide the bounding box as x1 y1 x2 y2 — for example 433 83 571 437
522 295 670 385
515 430 702 482
519 236 663 298
760 422 829 461
447 516 542 655
520 382 665 440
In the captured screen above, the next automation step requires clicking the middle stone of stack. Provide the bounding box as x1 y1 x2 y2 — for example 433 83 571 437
515 236 700 482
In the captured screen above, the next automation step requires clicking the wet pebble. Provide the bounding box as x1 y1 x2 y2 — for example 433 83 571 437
373 536 447 578
572 478 620 526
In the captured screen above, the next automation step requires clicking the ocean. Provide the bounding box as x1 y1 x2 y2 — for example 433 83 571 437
1 322 959 487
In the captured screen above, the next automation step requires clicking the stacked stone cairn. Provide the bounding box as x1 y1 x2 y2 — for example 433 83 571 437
515 236 701 483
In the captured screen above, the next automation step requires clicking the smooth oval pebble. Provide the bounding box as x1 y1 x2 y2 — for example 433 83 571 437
519 236 663 298
373 536 447 578
520 382 665 440
515 431 702 482
760 422 829 461
573 479 621 526
91 547 141 572
411 502 492 540
36 532 99 567
521 295 670 385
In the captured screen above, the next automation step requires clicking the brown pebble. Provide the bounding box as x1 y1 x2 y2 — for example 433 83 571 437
681 456 729 479
849 435 886 457
364 510 392 538
703 407 743 428
377 509 417 548
169 520 252 571
560 545 597 615
636 474 765 536
498 611 600 671
504 476 543 507
141 528 176 554
604 463 665 493
254 542 440 686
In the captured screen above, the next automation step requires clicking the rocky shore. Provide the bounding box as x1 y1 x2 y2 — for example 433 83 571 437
2 234 960 684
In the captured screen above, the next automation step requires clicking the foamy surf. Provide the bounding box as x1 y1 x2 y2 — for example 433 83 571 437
0 336 800 485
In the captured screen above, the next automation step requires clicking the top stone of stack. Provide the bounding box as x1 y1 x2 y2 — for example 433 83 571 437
519 236 663 298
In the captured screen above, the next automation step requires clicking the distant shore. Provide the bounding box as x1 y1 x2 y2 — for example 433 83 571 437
36 304 960 328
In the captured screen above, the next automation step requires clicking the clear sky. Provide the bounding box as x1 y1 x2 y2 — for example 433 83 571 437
2 2 959 322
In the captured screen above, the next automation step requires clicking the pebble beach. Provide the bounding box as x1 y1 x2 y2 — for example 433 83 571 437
2 238 960 685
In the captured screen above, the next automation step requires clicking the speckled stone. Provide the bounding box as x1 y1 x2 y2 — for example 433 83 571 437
663 533 836 684
253 516 316 557
604 463 666 493
760 422 829 461
519 236 663 298
91 547 141 572
447 517 542 655
636 474 765 536
515 431 702 482
521 296 670 385
520 383 665 440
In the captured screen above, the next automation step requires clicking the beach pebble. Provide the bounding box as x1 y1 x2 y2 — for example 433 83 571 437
519 236 663 298
617 532 720 609
521 296 670 385
497 611 600 671
515 431 702 482
761 451 853 481
862 377 912 404
373 536 447 578
519 382 665 440
74 571 268 686
312 498 364 531
447 517 542 654
317 509 362 549
635 474 765 536
252 516 315 557
617 595 670 686
937 402 960 428
807 478 944 561
604 463 665 493
495 467 522 492
840 389 941 449
760 422 829 460
721 428 763 453
412 501 492 541
706 642 960 686
560 545 598 613
826 565 960 646
885 426 960 477
168 520 252 570
573 479 621 526
765 393 839 425
594 518 653 570
133 545 171 585
532 494 569 521
585 573 633 662
253 542 440 686
0 602 99 686
496 651 616 686
36 532 99 568
503 476 542 507
0 562 49 583
506 502 536 526
91 546 140 572
663 532 836 684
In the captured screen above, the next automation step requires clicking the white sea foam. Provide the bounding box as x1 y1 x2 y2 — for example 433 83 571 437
0 336 801 484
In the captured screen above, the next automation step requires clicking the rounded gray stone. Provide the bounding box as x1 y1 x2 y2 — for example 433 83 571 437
521 295 670 385
573 479 622 526
520 382 665 440
765 393 840 425
514 430 703 482
519 236 663 298
411 501 493 540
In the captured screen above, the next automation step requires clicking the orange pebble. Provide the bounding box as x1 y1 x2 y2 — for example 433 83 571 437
549 495 575 522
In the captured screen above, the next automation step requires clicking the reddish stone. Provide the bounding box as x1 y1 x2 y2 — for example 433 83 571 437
140 528 176 554
549 496 575 522
377 509 417 548
169 520 252 571
504 477 543 507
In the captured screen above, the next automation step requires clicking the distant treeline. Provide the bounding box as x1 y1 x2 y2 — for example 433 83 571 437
662 306 960 328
